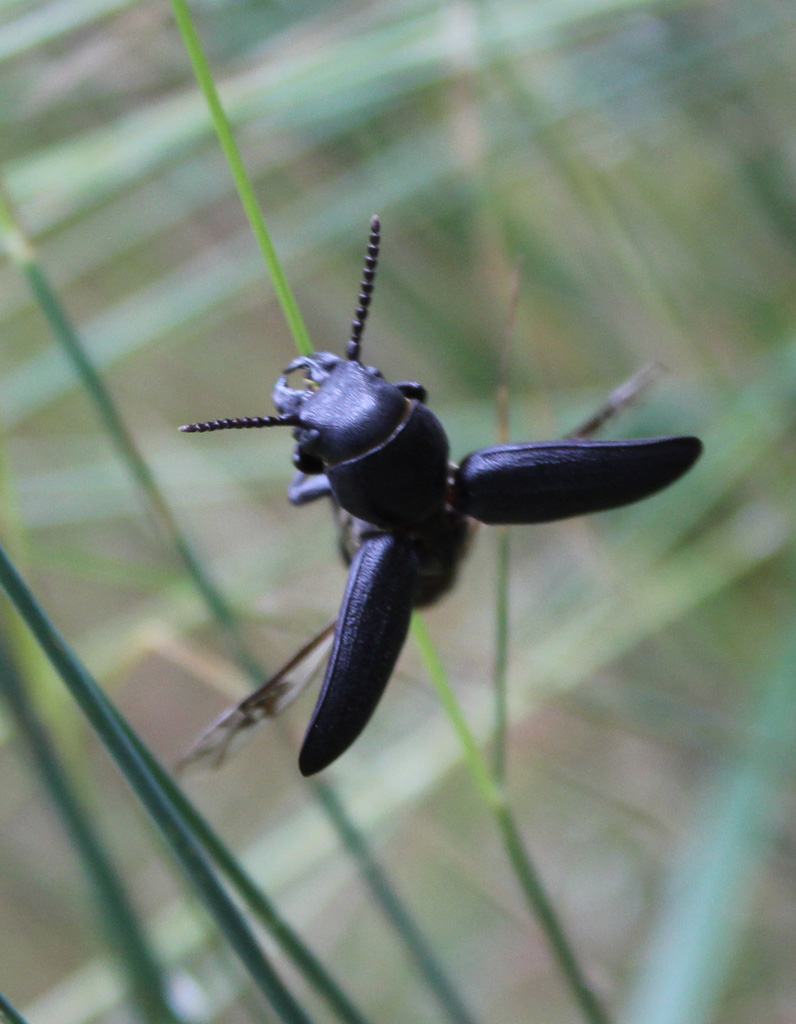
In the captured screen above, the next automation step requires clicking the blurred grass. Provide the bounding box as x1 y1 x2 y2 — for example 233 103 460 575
619 606 796 1024
1 0 796 1021
0 987 31 1024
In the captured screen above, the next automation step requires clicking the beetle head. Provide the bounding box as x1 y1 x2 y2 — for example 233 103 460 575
273 354 407 465
271 352 345 417
179 215 389 449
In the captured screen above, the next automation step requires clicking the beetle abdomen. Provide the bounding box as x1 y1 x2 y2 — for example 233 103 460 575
328 401 449 527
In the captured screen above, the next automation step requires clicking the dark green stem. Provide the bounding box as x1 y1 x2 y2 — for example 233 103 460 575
0 987 33 1024
0 540 312 1024
412 615 609 1024
312 781 480 1024
111 712 372 1024
0 642 182 1024
494 804 610 1024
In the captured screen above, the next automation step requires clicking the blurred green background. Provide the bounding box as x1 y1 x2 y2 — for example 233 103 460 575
1 0 795 1021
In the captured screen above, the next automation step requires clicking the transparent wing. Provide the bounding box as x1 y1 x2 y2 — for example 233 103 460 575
177 621 336 773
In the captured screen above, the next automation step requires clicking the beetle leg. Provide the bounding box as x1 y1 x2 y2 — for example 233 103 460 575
452 437 702 525
292 446 325 476
298 533 419 775
287 471 333 505
394 381 427 403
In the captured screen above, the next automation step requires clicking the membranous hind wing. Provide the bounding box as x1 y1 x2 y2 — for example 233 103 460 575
178 621 335 773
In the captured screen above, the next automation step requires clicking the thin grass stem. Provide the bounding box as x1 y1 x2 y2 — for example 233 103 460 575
411 614 610 1024
167 0 312 357
492 264 519 784
493 805 610 1024
492 530 509 783
310 780 480 1024
411 614 498 805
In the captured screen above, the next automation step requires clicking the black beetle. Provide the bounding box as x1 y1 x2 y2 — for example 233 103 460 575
180 216 702 776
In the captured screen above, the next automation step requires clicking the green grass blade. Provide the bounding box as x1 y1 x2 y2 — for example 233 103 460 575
168 0 311 357
411 615 498 805
0 988 31 1024
109 713 372 1024
0 540 313 1024
492 527 510 781
493 802 610 1024
411 614 609 1024
0 643 182 1024
310 780 481 1024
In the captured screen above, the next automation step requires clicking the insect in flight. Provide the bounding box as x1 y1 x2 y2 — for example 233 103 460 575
180 216 702 776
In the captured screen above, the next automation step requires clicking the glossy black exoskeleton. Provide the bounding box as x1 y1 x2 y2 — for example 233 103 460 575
180 216 702 776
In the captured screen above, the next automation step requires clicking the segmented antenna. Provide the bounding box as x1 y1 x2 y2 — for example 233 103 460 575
346 215 380 362
179 415 297 433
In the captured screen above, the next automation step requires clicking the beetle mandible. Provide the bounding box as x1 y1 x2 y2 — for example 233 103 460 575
180 216 702 776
